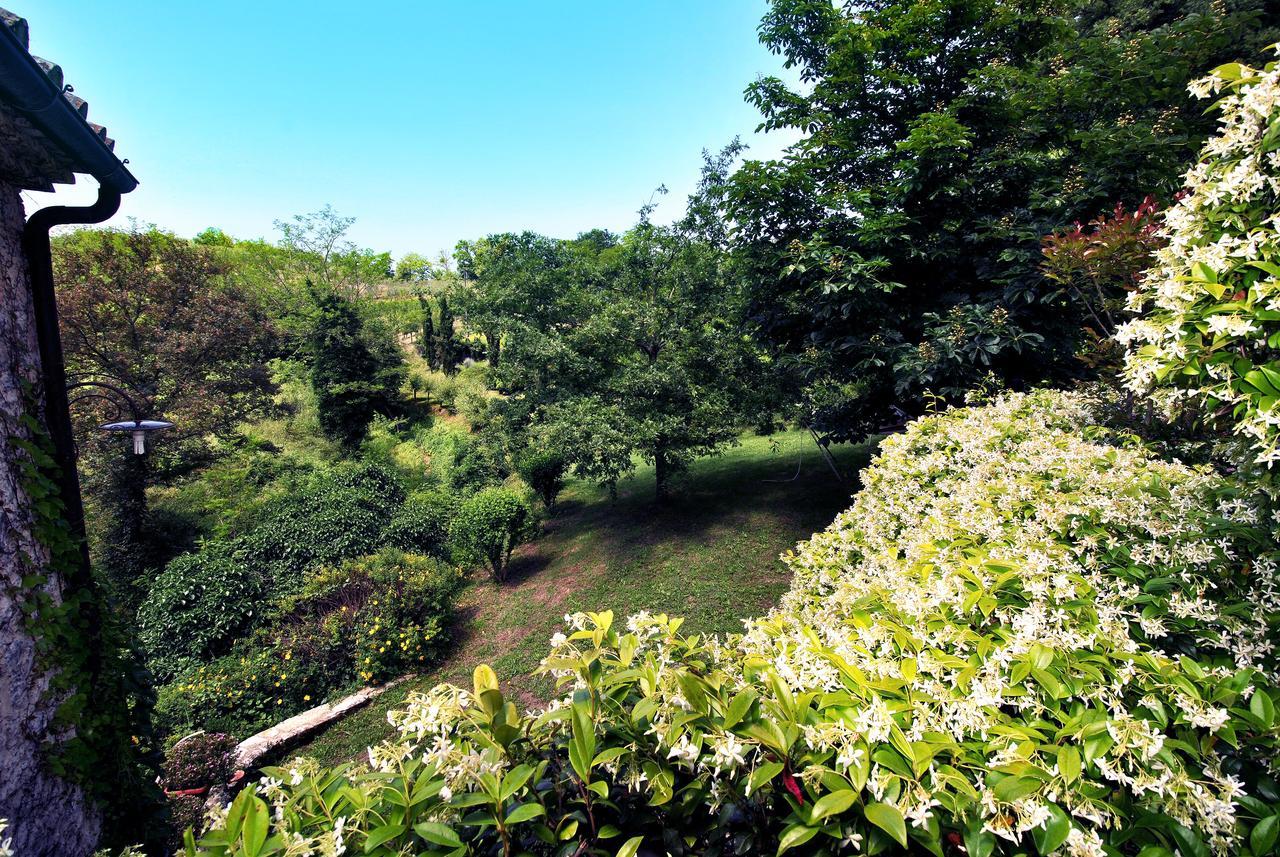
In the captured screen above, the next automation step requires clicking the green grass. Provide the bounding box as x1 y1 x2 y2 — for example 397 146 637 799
294 429 876 765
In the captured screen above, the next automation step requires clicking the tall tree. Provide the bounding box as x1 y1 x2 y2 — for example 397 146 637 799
435 293 458 375
305 286 406 449
485 204 764 502
54 227 279 602
729 0 1280 440
418 295 438 370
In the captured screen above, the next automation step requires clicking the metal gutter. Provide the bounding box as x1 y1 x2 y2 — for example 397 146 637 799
0 15 137 194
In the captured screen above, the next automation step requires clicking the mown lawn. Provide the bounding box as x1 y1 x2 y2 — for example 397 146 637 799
293 429 876 765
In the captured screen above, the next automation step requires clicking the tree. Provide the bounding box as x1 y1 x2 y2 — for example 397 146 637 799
305 285 406 449
480 196 765 503
453 232 578 369
516 448 568 510
435 293 458 375
728 0 1280 440
396 251 436 282
273 205 390 299
418 295 438 370
54 227 279 602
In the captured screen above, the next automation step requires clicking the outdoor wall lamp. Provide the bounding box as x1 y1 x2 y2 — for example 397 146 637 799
66 376 174 454
99 418 175 454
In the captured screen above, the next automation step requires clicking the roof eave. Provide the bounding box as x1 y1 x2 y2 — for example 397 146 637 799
0 16 137 194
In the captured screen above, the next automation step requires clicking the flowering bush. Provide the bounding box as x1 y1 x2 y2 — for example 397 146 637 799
1119 51 1280 464
154 551 459 737
188 391 1280 857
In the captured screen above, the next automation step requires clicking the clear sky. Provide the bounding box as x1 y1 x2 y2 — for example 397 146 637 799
18 1 801 260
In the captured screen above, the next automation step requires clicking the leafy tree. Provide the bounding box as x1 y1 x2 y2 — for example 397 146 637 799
274 205 391 298
396 251 436 282
305 285 406 448
453 232 578 368
1041 197 1164 372
728 0 1280 440
54 227 279 599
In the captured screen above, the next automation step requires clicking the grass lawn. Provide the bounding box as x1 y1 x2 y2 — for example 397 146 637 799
293 429 876 765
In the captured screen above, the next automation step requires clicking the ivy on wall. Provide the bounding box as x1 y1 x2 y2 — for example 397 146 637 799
8 389 164 849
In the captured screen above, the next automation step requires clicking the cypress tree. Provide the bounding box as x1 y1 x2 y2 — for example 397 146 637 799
435 294 456 375
418 295 438 370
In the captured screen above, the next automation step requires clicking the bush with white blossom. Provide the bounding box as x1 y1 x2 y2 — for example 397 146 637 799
1119 49 1280 464
185 390 1280 857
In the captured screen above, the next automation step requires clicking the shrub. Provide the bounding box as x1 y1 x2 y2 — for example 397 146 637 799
384 490 456 557
1119 55 1280 464
192 391 1280 857
515 447 567 510
155 551 459 738
289 549 461 683
138 546 262 683
234 461 403 594
162 732 237 791
154 642 328 738
448 487 533 582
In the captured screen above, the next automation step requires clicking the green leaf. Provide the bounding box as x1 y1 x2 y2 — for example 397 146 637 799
964 825 996 857
473 664 498 698
1169 822 1211 857
864 802 908 848
994 775 1041 803
499 764 535 802
363 824 405 851
1031 804 1071 855
1058 746 1081 784
748 761 784 794
723 688 757 729
617 836 645 857
505 803 545 825
811 788 858 821
242 796 269 857
414 822 462 848
777 823 820 854
1251 815 1279 855
1251 691 1276 729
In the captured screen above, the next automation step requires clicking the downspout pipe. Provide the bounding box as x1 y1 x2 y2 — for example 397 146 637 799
21 185 123 634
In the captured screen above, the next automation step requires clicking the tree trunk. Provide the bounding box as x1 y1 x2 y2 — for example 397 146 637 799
0 181 101 854
653 443 669 504
485 331 500 368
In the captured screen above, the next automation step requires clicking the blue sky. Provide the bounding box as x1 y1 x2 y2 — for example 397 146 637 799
20 1 801 259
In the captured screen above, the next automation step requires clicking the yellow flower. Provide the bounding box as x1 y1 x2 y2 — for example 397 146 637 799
276 698 283 705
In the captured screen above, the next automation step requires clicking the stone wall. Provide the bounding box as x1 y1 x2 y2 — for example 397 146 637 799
0 180 100 855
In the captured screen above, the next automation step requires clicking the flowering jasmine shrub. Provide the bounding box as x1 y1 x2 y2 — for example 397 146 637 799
1119 50 1280 464
187 391 1280 857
